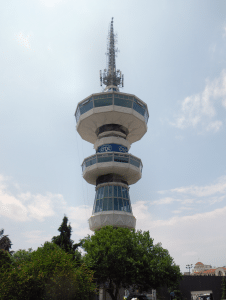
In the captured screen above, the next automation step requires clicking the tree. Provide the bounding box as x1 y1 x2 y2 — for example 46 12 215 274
10 248 33 265
82 226 182 300
222 277 226 300
52 215 81 261
0 249 12 270
0 241 95 300
169 287 182 300
0 229 14 255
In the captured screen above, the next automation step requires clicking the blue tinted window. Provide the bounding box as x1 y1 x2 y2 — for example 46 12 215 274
114 155 129 163
100 187 104 199
94 95 113 107
130 158 140 168
123 200 127 212
133 99 145 116
99 199 103 212
109 186 112 197
97 188 101 200
122 187 126 198
128 200 132 212
118 198 123 211
114 97 132 108
104 186 108 197
75 108 80 123
94 185 132 213
144 110 149 123
97 155 113 163
108 198 113 210
118 186 122 197
95 200 100 213
79 97 93 115
114 186 117 197
86 157 96 167
114 198 118 210
103 198 108 211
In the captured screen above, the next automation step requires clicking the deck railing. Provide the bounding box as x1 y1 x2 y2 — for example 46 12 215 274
82 152 143 173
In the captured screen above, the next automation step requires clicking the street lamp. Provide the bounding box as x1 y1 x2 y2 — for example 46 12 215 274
186 264 193 275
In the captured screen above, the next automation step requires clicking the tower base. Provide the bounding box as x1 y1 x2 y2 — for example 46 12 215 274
89 211 136 231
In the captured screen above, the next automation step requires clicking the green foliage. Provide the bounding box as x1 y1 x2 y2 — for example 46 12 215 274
222 277 226 300
168 280 183 300
10 248 33 265
45 264 95 300
52 215 81 261
82 226 182 300
0 241 95 300
0 249 12 269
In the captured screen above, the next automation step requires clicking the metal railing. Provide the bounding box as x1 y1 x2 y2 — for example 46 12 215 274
82 152 143 173
75 92 149 124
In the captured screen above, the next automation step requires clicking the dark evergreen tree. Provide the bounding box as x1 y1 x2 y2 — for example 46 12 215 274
0 229 14 255
52 215 81 261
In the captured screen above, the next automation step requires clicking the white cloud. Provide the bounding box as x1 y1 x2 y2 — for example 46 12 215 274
209 44 216 53
134 201 226 270
172 70 226 132
168 175 226 197
67 205 93 238
223 26 226 38
0 174 65 222
133 201 151 221
27 194 55 221
154 176 226 219
182 251 198 257
206 120 223 132
22 230 52 246
0 188 28 221
16 32 32 50
40 0 64 7
0 173 92 246
134 175 226 270
151 197 177 205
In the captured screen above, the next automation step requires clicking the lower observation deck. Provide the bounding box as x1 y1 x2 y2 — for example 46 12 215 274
82 152 143 185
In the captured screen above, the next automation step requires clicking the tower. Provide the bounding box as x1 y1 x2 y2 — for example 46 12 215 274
75 18 149 231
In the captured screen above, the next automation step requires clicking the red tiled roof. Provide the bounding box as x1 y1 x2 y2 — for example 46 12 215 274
195 262 204 265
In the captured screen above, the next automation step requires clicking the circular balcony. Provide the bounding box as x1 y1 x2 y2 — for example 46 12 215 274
75 92 149 144
82 152 143 185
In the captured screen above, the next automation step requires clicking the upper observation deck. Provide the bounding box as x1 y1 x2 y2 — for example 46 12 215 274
75 91 149 144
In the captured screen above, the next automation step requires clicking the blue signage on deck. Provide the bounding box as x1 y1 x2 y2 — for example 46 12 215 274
97 144 128 153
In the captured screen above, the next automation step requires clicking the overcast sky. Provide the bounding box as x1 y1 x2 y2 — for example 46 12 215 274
1 0 226 273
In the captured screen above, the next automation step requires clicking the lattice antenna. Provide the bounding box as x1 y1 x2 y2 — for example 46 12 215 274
100 18 124 91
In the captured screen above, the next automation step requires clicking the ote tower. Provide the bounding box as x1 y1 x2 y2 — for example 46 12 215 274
75 18 149 231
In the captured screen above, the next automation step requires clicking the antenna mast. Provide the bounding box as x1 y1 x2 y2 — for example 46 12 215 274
100 18 124 92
